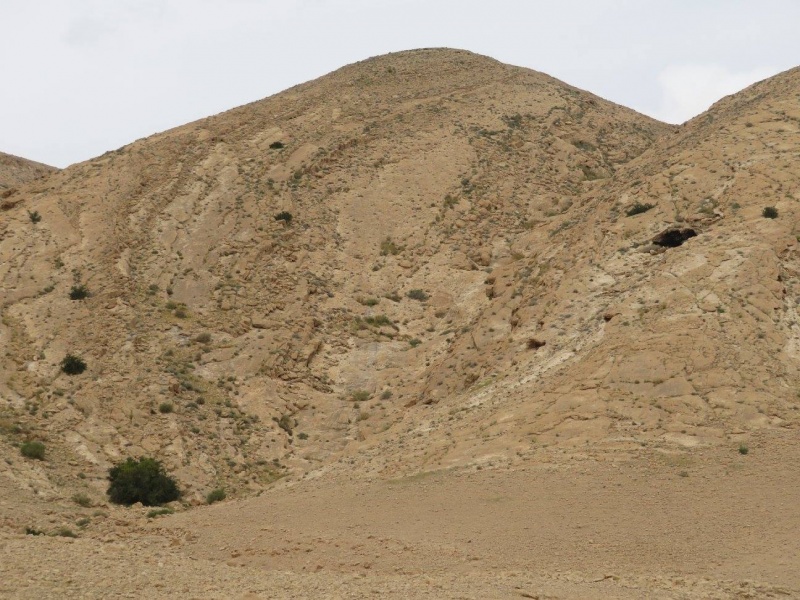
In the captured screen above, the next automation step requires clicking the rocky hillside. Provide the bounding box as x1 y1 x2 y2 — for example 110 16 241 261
355 63 800 475
0 152 56 199
1 49 798 509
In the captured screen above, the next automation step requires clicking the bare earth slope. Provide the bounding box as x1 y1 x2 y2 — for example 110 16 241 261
0 151 56 198
353 63 800 476
0 48 669 496
1 51 800 598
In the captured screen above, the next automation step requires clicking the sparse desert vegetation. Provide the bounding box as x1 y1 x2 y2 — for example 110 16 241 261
107 457 181 506
1 48 800 598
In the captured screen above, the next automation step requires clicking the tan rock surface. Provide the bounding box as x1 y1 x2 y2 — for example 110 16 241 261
0 152 56 209
1 49 800 597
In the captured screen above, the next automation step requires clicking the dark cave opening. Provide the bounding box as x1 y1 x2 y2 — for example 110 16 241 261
653 228 697 248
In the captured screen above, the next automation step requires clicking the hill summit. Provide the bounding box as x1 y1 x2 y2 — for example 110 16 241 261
0 151 56 198
2 51 800 596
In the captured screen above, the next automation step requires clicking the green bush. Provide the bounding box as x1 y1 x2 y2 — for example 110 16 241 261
158 402 174 414
206 488 226 505
269 141 285 150
20 441 45 460
274 211 293 224
146 507 174 518
739 444 749 455
28 210 42 224
625 202 655 217
276 414 293 435
72 493 92 507
107 457 180 506
351 390 371 402
380 237 403 256
762 206 778 219
61 354 87 375
55 527 77 538
364 315 393 327
407 289 429 301
69 284 90 300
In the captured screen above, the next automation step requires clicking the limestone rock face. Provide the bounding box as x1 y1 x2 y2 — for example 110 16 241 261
1 48 799 496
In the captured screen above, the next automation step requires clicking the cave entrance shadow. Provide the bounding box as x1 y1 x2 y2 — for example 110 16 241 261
653 228 697 248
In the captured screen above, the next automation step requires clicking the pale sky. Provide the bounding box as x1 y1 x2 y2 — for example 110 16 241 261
2 0 798 168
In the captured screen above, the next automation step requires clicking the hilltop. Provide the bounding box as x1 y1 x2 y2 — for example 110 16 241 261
1 50 799 597
0 151 56 199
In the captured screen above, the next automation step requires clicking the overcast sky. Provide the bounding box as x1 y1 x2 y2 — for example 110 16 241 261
2 0 798 168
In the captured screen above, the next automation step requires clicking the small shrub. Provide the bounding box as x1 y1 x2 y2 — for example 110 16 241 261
107 457 181 506
193 332 212 344
269 141 285 149
380 390 393 400
625 202 655 217
158 402 174 414
146 507 174 518
61 354 87 375
380 237 403 256
364 314 393 327
206 488 226 505
28 210 42 224
407 289 429 301
762 206 778 219
739 444 749 455
297 432 309 440
20 441 45 460
76 517 91 528
276 414 293 435
274 211 293 224
358 297 379 307
72 493 92 508
351 390 371 402
173 307 188 319
527 338 546 350
69 284 90 300
55 527 77 538
409 338 422 348
25 526 44 536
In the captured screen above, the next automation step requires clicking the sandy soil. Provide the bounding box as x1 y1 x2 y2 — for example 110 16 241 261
3 430 797 598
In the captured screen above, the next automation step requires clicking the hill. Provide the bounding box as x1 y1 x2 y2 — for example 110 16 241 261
0 48 671 496
0 152 56 202
1 50 800 597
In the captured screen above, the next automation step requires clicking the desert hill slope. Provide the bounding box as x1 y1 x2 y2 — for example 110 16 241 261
0 48 672 501
2 49 800 598
0 151 56 195
353 64 800 475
